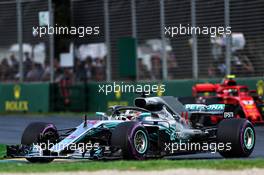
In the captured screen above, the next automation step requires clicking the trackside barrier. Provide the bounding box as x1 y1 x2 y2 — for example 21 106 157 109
0 83 50 112
0 77 263 113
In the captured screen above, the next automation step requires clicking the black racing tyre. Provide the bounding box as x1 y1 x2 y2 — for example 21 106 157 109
217 118 255 158
111 121 149 160
21 122 59 163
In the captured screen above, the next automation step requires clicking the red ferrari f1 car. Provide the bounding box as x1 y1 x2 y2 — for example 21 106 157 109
189 75 264 124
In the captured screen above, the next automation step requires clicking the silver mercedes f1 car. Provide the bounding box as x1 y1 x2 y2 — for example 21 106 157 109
7 96 255 162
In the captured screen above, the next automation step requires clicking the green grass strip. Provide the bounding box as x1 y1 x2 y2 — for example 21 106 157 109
1 144 264 172
0 144 5 159
0 159 264 172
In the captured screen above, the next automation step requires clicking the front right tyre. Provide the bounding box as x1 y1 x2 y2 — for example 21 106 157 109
111 121 149 160
21 122 59 163
217 118 255 158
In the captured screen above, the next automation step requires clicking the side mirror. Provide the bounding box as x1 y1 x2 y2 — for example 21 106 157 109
249 90 257 94
249 90 259 97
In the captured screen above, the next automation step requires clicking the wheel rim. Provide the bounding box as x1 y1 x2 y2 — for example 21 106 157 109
243 127 254 150
133 130 148 154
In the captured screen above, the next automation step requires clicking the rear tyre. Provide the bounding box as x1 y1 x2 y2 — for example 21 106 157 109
217 118 255 158
21 122 59 163
111 121 149 160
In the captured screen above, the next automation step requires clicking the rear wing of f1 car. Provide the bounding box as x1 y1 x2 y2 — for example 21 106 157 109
185 104 234 119
185 104 226 114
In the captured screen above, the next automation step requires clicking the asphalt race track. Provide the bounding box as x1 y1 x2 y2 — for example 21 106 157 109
0 115 264 159
0 115 83 145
